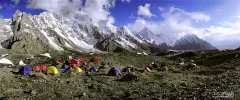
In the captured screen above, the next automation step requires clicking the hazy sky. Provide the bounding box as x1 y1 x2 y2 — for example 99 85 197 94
0 0 240 49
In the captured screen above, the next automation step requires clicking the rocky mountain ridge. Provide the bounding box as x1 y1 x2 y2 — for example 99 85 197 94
0 10 216 54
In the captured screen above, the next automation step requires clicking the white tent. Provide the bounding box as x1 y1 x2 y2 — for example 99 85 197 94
1 54 9 58
40 53 51 58
0 58 13 65
19 60 26 66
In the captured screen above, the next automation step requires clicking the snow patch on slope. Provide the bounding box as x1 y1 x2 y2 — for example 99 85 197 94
41 30 64 51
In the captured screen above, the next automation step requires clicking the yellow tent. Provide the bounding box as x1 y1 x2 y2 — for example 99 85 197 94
47 66 59 75
169 66 175 71
75 67 83 73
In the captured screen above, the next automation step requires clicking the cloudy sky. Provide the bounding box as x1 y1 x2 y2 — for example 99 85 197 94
0 0 240 49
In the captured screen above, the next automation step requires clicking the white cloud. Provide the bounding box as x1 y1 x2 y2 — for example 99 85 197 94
121 0 130 3
27 0 82 16
11 0 20 5
83 0 115 21
137 3 154 18
129 6 207 38
0 5 2 10
128 13 135 18
158 6 165 12
128 6 240 49
107 16 115 24
197 22 240 50
0 14 3 18
164 6 210 22
27 0 116 23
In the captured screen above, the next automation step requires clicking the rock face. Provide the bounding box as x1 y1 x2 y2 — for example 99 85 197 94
136 27 216 51
0 10 155 53
0 10 151 53
0 10 217 54
173 34 217 50
1 10 54 54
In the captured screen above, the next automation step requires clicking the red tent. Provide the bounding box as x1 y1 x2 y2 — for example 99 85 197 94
81 61 87 66
145 67 151 72
78 57 84 61
72 64 78 68
237 47 240 51
71 59 78 65
56 60 60 65
94 57 102 63
40 64 47 71
33 66 40 72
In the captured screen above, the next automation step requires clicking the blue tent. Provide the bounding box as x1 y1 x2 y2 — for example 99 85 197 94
19 66 31 75
89 67 98 72
107 62 112 66
122 66 132 73
108 67 121 76
62 64 69 69
101 62 107 66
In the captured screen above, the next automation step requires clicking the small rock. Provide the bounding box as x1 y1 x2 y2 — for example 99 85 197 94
118 73 137 82
82 92 86 96
180 83 188 87
66 81 71 84
69 72 76 77
31 90 37 95
84 78 91 83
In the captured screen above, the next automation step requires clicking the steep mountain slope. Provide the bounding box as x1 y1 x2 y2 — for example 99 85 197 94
0 10 216 53
137 27 176 46
136 27 216 50
0 10 149 53
173 34 217 50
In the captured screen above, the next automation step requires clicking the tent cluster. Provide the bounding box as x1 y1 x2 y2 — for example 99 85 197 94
16 56 106 75
2 54 176 77
14 56 141 77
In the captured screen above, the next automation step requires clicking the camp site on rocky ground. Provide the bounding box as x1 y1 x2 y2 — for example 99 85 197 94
0 49 239 99
1 0 240 99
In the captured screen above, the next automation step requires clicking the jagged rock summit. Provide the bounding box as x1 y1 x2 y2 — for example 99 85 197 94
0 10 153 54
0 10 216 54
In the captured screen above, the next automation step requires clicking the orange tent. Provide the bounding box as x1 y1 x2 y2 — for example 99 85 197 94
145 67 151 72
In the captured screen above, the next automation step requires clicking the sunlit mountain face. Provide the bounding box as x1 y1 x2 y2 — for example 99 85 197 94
0 0 240 50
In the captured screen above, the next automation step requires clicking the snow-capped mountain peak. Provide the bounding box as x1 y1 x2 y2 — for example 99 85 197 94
0 10 149 53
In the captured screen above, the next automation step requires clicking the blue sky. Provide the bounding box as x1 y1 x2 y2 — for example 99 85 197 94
0 0 237 27
0 0 240 49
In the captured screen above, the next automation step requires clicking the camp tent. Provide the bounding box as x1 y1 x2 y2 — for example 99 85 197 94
107 62 112 66
236 47 240 51
91 57 102 63
19 60 26 66
101 62 107 66
19 66 31 75
75 67 83 73
145 67 151 72
71 59 78 65
0 58 13 65
62 64 69 69
78 57 84 61
89 67 98 72
108 67 121 76
81 61 87 66
72 64 78 68
64 60 70 65
40 64 47 71
169 66 175 71
1 54 9 58
33 66 40 72
122 66 133 73
40 53 51 58
47 66 59 75
56 60 60 65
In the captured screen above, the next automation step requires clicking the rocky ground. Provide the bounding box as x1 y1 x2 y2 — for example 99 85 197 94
0 50 240 100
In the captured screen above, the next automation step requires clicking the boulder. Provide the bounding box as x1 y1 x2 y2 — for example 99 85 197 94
118 73 138 82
